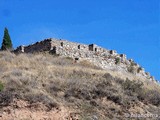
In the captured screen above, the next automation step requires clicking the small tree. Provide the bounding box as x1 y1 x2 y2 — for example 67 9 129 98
1 27 13 50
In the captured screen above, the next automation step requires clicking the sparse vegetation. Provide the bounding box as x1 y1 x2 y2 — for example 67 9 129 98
128 65 137 74
78 60 102 70
138 89 160 106
146 90 160 106
115 57 121 65
0 91 13 108
0 81 4 91
122 78 143 93
0 51 159 119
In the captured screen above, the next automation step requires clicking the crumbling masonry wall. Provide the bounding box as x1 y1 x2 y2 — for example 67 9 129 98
14 38 156 82
14 39 52 53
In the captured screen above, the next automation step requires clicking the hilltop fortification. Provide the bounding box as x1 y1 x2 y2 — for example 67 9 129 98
14 38 156 82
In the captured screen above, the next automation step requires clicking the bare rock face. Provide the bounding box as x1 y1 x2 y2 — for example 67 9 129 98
14 38 157 83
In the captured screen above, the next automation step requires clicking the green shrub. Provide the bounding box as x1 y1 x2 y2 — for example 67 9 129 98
115 57 121 65
0 81 4 91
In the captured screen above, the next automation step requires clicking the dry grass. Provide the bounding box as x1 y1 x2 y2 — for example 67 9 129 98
0 51 160 119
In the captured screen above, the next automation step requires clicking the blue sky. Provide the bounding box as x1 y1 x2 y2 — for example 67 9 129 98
0 0 159 80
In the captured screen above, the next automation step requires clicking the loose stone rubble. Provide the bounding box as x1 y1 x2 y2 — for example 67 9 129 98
14 38 157 83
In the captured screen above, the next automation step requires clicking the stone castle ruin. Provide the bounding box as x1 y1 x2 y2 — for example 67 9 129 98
14 38 156 82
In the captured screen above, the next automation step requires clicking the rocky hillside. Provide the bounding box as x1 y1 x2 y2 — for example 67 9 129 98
0 51 160 120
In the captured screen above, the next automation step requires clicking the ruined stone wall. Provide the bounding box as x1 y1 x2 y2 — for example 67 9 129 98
14 46 25 53
25 39 52 53
14 39 52 53
14 38 156 82
49 38 108 59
